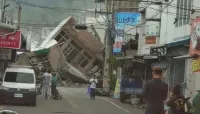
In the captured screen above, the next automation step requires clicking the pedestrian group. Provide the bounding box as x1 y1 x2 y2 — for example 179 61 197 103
144 66 200 114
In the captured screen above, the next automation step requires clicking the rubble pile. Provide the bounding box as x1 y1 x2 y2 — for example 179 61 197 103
57 79 88 88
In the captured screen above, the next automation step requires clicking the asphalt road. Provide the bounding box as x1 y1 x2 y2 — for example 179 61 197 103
0 87 145 114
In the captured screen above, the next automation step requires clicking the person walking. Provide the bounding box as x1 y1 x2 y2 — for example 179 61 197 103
193 90 200 114
166 85 190 114
89 75 98 100
42 70 52 99
143 66 168 114
51 72 58 98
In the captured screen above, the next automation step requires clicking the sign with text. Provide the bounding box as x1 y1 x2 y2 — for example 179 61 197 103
145 36 157 44
113 23 124 53
113 12 141 53
115 12 141 26
192 58 200 72
0 30 21 49
145 21 160 36
190 18 200 55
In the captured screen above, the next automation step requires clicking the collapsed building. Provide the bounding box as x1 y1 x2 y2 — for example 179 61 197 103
16 16 104 84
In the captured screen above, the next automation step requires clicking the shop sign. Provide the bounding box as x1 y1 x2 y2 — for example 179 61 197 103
190 18 200 55
145 21 160 36
115 12 141 26
145 36 157 44
0 30 21 49
192 58 200 72
113 12 141 53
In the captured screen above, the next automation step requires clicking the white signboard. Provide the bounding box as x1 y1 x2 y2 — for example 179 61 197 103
145 21 160 36
141 46 151 55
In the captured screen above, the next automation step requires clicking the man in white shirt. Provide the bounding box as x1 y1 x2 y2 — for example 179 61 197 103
89 75 98 100
42 70 52 99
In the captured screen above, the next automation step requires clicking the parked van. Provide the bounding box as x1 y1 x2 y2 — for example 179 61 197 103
1 65 37 106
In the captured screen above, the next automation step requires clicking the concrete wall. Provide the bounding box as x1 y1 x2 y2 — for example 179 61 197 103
160 0 191 44
138 2 160 55
48 45 65 71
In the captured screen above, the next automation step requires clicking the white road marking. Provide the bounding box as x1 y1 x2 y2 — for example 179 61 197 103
59 89 79 108
100 97 131 113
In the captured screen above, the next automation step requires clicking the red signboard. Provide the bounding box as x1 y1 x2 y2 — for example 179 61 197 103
0 30 21 49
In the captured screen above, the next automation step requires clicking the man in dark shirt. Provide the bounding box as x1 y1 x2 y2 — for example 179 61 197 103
144 66 168 114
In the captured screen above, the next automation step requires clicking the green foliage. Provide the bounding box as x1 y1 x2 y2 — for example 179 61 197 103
109 73 117 91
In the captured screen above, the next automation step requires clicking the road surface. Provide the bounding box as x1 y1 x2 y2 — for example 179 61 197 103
0 87 145 114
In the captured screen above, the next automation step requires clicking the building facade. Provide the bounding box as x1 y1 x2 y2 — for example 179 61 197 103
39 16 104 77
137 0 200 99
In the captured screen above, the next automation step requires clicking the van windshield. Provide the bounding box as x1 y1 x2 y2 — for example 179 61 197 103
4 72 34 84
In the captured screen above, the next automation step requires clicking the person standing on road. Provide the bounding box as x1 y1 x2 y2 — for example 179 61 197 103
89 75 98 100
166 85 190 114
143 66 168 114
51 73 58 98
42 70 52 99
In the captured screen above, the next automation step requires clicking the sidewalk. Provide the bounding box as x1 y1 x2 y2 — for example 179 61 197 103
100 97 145 114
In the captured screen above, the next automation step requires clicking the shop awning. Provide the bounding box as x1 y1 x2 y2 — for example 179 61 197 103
166 38 190 48
116 56 133 60
34 48 50 55
173 54 190 59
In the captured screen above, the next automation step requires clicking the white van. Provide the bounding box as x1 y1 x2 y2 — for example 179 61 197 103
2 65 37 106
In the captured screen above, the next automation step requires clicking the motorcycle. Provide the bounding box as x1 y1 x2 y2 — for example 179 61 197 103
36 83 42 95
0 110 17 114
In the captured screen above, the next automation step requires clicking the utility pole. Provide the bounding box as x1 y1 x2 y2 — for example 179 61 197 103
1 0 6 23
17 3 22 30
94 0 115 94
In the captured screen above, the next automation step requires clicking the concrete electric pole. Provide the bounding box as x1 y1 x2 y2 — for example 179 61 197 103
17 3 22 30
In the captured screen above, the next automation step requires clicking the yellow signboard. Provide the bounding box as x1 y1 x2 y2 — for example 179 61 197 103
113 78 121 98
192 59 200 72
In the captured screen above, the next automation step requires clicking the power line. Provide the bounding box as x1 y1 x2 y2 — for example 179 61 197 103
9 0 102 13
125 0 175 34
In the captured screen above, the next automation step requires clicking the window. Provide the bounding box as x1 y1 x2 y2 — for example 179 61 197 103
64 34 69 40
58 38 66 47
55 34 62 42
66 49 79 63
63 44 73 55
80 59 89 68
176 0 192 27
60 30 66 36
4 72 34 84
77 55 85 64
83 52 92 60
70 40 82 51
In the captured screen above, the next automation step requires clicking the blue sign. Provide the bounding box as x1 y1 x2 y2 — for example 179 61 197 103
115 12 141 26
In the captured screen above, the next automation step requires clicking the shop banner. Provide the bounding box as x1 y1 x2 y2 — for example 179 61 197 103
113 23 124 53
190 18 200 55
0 30 21 49
113 12 141 53
113 78 121 98
192 59 200 72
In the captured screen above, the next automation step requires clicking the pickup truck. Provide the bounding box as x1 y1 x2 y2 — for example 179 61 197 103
119 77 143 102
